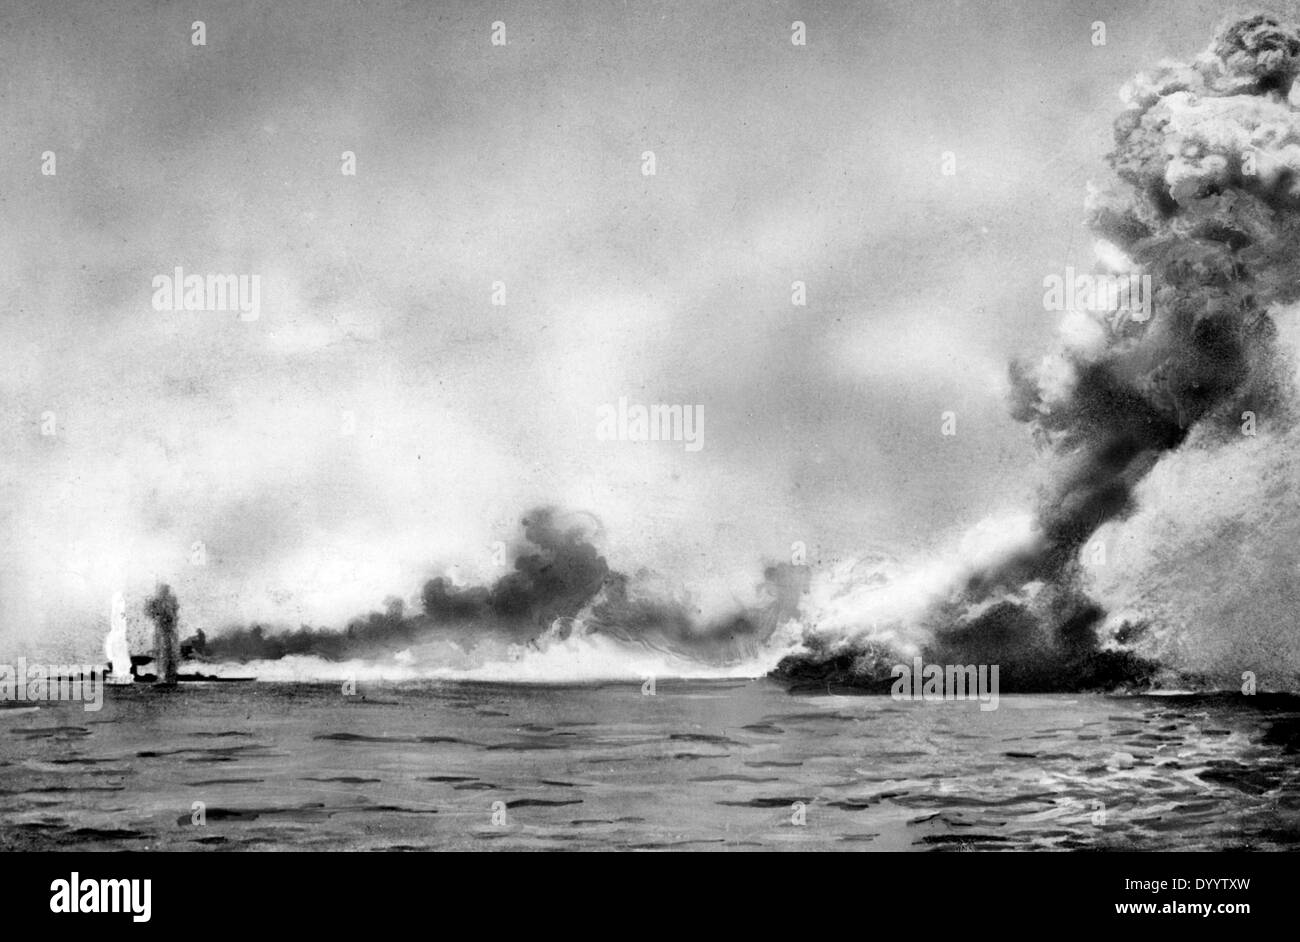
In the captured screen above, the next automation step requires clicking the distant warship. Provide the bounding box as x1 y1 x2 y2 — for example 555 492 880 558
102 590 253 686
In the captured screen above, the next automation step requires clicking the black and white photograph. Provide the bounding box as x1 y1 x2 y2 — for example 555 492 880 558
1 0 1296 917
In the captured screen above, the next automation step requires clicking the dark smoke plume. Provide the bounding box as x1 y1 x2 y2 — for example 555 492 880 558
144 583 180 685
779 15 1300 690
191 506 806 665
569 562 809 661
1004 14 1300 582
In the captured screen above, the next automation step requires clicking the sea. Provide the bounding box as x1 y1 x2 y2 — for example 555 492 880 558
2 679 1298 851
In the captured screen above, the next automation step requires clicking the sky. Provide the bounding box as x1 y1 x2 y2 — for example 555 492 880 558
2 0 1294 657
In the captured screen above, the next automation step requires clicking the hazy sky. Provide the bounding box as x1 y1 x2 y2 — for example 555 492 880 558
2 0 1292 655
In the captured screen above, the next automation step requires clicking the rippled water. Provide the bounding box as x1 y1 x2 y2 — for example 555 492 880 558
2 679 1298 850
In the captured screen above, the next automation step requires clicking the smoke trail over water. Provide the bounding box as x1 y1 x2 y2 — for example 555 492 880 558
191 507 808 678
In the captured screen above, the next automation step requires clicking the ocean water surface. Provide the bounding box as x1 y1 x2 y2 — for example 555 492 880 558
2 679 1298 851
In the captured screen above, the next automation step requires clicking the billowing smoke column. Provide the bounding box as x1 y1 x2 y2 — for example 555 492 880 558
779 15 1300 690
144 583 180 685
1011 13 1300 573
192 506 808 666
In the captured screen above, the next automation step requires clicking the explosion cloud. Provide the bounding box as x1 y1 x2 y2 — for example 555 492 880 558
1018 13 1300 563
779 14 1300 690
